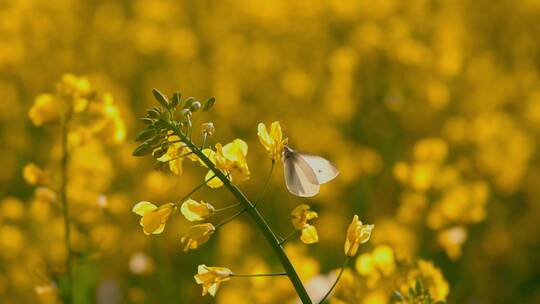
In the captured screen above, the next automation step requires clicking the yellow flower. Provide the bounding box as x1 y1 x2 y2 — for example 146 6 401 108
216 139 250 181
181 223 215 251
257 121 288 161
291 204 318 229
22 163 49 186
157 135 197 175
199 139 250 188
372 245 395 276
417 260 449 302
28 94 62 126
291 204 319 244
181 199 215 222
194 264 232 296
344 215 374 256
58 74 92 99
132 201 176 235
437 226 467 261
91 94 126 144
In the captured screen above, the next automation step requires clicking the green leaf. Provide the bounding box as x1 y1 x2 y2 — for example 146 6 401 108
184 97 195 109
147 108 160 119
415 279 423 296
203 96 215 111
152 89 169 108
141 117 154 125
391 291 404 301
409 286 416 297
171 92 181 108
132 144 154 156
135 128 157 142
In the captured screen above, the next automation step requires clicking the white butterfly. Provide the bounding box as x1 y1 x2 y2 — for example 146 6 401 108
282 146 339 197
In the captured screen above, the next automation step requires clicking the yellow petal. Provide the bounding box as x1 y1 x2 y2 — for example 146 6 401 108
181 224 215 251
222 139 248 161
22 163 49 186
291 204 318 230
132 201 157 216
138 203 175 235
205 170 224 188
359 224 375 244
207 283 219 296
28 94 62 126
269 121 283 143
141 213 163 234
300 225 319 244
199 148 216 167
181 199 215 222
153 223 166 235
257 123 272 148
169 158 184 175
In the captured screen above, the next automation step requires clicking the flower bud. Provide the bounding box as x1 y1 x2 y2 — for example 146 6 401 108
190 101 201 112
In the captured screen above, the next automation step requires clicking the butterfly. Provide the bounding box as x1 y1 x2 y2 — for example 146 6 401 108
282 145 339 197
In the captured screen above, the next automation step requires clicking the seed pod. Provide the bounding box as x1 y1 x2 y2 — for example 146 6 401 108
203 96 215 111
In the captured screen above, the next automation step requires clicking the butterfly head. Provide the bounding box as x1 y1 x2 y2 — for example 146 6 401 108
283 145 294 160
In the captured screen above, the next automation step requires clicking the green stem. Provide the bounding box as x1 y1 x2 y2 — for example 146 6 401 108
162 151 195 164
214 203 241 213
231 272 287 277
171 125 312 304
176 174 217 206
318 257 350 304
214 209 246 229
254 160 275 207
200 133 207 150
60 115 73 304
278 230 299 246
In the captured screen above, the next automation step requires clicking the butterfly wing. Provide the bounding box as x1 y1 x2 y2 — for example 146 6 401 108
298 153 339 184
283 153 320 197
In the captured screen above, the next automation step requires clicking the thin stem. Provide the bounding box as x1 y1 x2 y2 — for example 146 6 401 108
60 113 73 304
214 209 246 229
161 151 195 164
200 133 207 150
231 272 287 277
318 257 350 304
171 125 312 304
278 230 299 246
253 160 275 207
214 203 241 212
176 175 217 206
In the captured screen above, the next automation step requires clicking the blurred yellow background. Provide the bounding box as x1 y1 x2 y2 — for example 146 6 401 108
1 0 540 303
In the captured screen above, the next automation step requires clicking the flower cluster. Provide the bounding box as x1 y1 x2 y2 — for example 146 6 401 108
131 92 374 302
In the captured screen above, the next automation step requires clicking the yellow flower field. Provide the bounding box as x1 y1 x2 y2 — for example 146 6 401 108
1 0 539 303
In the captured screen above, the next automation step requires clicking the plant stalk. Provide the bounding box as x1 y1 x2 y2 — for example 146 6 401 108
318 257 350 304
60 115 73 304
231 272 287 277
172 125 312 304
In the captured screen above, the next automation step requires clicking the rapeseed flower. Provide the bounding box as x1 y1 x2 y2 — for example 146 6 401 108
181 199 215 222
194 265 232 296
257 121 287 161
181 223 215 251
291 204 319 244
344 215 374 256
132 201 176 235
